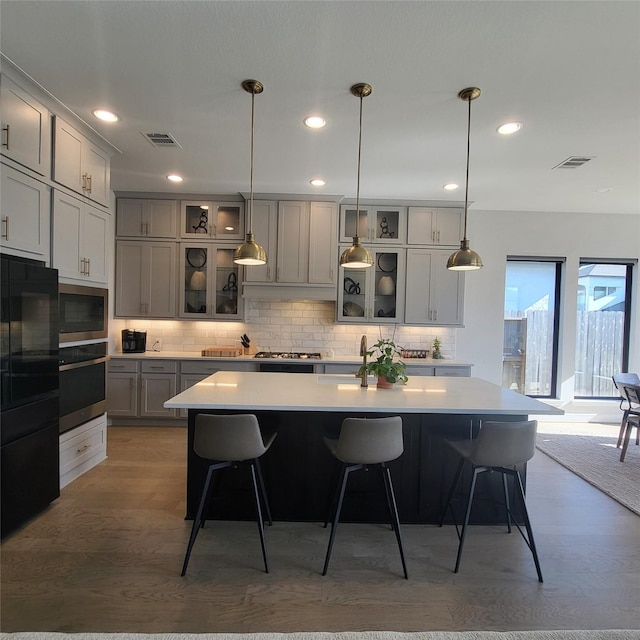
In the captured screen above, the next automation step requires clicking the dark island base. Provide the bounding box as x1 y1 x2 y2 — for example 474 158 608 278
186 409 527 525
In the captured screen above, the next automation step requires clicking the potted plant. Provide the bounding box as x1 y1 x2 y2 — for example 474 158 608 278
432 337 443 359
358 338 408 389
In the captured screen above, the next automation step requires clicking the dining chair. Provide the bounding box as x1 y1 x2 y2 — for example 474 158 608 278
612 373 640 451
618 383 640 462
181 413 276 576
322 416 408 579
439 419 543 582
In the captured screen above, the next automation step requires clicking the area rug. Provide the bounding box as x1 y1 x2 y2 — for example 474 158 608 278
2 632 640 640
536 422 639 515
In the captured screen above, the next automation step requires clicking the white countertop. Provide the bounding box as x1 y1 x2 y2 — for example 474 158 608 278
164 371 561 415
110 351 472 368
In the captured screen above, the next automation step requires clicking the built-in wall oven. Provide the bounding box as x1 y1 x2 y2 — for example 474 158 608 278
58 342 108 434
59 284 108 343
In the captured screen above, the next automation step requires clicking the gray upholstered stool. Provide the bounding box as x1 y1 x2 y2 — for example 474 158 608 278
322 416 408 579
439 419 543 582
181 413 276 576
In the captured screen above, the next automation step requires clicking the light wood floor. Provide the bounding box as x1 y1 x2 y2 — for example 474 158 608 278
1 424 638 633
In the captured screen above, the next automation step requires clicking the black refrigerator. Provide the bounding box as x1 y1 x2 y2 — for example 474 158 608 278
1 254 60 538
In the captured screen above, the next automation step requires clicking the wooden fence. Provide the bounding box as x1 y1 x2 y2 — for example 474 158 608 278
503 310 624 397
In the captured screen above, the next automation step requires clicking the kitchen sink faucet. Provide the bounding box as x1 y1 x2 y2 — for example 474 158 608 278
360 335 368 388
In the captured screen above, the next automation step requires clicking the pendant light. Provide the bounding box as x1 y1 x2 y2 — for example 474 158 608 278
234 79 268 266
447 87 484 271
339 83 374 269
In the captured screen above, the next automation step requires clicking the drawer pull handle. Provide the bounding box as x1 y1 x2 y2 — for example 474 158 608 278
2 124 10 149
76 444 91 453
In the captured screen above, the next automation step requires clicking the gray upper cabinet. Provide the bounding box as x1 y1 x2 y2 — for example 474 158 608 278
405 248 464 326
115 241 176 317
407 207 463 247
0 164 50 260
339 204 406 244
53 190 110 285
116 199 178 238
0 74 51 176
53 116 110 207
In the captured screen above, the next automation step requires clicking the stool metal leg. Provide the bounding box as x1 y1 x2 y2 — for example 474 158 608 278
182 463 217 576
513 469 543 583
439 457 465 527
382 464 408 579
620 417 634 462
454 466 481 574
322 464 360 576
249 462 269 573
502 471 512 533
254 457 273 526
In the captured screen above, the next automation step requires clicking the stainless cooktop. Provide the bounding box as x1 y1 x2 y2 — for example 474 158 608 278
254 352 322 360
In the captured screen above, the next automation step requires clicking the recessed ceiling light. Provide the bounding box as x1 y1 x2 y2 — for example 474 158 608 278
304 116 326 129
443 183 459 191
166 174 183 182
497 122 522 135
310 178 326 187
92 109 119 123
594 187 613 193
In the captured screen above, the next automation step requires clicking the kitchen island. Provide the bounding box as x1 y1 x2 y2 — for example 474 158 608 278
165 371 562 524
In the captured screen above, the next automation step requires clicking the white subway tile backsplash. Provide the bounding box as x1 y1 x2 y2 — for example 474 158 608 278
111 300 456 356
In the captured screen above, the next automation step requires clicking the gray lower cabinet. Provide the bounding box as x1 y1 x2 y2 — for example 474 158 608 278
321 362 470 376
108 358 254 421
140 361 177 417
107 360 138 417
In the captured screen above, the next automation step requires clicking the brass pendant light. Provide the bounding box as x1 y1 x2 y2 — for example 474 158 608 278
234 79 268 266
447 87 484 271
339 83 374 269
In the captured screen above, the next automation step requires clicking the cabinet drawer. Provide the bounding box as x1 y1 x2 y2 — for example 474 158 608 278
108 359 138 373
435 366 471 377
141 360 177 373
406 366 436 376
59 415 107 488
181 360 252 374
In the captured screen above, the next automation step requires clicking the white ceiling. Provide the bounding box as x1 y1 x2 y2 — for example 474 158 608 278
1 1 639 215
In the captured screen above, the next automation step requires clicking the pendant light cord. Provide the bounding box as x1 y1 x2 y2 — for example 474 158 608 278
355 92 364 229
463 94 471 242
248 88 256 236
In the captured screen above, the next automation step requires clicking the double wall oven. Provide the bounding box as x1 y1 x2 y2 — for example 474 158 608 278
58 284 109 434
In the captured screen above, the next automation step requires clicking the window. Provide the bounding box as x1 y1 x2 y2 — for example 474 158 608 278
575 261 633 398
503 259 562 397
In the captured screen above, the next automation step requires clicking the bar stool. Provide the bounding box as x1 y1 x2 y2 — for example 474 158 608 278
322 416 408 579
181 413 276 576
439 419 543 582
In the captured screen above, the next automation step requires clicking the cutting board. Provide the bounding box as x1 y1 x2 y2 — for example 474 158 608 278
201 346 243 357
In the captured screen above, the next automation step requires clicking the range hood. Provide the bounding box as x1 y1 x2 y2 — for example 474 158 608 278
242 283 337 302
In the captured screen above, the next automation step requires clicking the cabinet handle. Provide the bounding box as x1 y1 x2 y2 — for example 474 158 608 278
437 230 440 243
86 174 92 193
1 216 8 240
2 124 9 149
76 444 91 453
82 173 87 191
86 258 91 276
149 366 164 369
80 257 85 275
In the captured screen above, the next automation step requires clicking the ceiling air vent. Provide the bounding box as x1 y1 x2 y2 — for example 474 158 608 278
552 156 595 169
142 132 182 148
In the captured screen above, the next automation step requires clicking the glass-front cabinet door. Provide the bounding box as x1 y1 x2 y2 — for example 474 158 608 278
337 247 405 324
339 205 406 244
180 200 244 240
179 244 242 319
